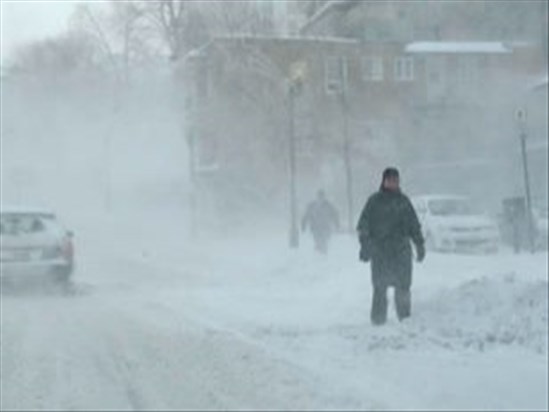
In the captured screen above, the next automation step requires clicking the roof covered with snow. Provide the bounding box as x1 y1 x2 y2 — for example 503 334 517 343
405 42 512 54
531 74 548 91
214 34 358 45
180 34 359 64
0 205 55 216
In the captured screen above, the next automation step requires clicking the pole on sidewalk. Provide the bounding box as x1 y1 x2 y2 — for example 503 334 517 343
339 58 354 233
519 130 535 253
341 88 354 233
288 83 299 249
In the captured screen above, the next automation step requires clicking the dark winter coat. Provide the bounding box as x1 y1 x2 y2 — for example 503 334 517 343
356 187 424 289
302 199 339 238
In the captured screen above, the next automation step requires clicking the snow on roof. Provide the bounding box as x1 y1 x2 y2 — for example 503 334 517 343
1 205 55 216
182 34 357 58
215 34 358 45
531 74 548 91
178 35 358 67
405 42 512 54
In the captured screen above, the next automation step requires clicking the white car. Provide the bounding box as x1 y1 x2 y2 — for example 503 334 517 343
411 195 500 254
0 206 74 285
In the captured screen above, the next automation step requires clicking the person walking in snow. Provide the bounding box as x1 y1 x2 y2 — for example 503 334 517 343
356 168 425 325
302 190 340 254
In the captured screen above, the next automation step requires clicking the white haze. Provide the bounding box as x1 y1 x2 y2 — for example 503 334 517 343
1 2 548 411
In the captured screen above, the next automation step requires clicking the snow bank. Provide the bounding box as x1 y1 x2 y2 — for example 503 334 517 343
410 274 548 354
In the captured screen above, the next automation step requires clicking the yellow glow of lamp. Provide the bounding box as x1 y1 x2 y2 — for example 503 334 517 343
290 61 307 83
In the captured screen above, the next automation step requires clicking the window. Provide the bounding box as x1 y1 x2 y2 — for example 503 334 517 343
394 56 414 81
324 56 347 94
456 57 478 85
361 57 384 81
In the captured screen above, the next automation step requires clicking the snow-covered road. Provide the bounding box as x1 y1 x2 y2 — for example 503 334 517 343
1 251 370 410
2 218 547 410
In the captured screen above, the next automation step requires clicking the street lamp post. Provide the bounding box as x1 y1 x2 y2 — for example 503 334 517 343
337 58 354 233
341 84 354 233
287 61 306 249
516 108 535 253
288 80 300 249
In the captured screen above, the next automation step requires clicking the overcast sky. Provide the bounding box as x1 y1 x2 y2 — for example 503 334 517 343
1 1 94 63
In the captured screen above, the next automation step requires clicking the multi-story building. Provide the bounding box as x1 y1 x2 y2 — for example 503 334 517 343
179 1 547 221
299 0 547 205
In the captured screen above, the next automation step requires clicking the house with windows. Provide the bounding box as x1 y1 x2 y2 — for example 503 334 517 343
178 35 433 215
299 0 547 204
178 32 536 216
178 0 546 219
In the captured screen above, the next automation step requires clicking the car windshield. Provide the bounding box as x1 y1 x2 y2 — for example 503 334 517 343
0 214 50 236
428 199 475 216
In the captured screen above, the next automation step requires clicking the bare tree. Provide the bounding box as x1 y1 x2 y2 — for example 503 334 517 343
139 1 206 61
9 31 101 83
136 0 277 61
106 1 149 82
70 2 157 85
70 4 122 83
205 1 272 36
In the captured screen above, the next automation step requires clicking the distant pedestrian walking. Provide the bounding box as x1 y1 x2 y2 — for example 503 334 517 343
302 190 340 254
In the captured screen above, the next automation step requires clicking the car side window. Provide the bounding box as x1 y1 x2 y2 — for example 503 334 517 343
0 215 48 235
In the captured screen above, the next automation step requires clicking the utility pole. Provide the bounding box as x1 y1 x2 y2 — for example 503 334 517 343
287 61 307 249
516 108 535 253
288 81 299 249
340 59 354 232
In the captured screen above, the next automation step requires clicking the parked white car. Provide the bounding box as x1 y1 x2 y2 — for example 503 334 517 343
0 206 74 285
411 195 500 254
